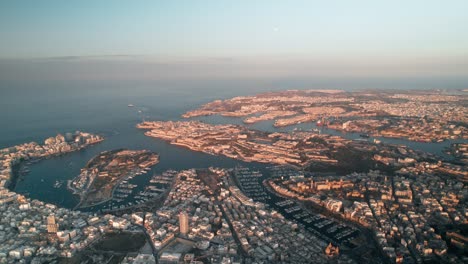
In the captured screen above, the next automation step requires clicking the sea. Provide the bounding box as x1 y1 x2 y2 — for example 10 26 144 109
0 79 466 210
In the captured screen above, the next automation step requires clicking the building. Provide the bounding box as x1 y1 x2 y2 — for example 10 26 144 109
325 243 339 257
159 252 181 264
133 253 156 264
47 215 59 233
179 211 189 235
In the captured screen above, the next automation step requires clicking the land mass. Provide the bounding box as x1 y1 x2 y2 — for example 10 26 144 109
69 149 159 209
183 89 467 142
137 120 464 177
1 131 103 191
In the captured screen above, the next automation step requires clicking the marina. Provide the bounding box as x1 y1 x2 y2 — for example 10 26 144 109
232 166 270 202
97 170 177 213
135 170 176 202
68 149 160 209
271 194 361 248
229 166 362 249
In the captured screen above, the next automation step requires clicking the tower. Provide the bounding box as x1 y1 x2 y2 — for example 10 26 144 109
47 215 59 234
179 212 189 235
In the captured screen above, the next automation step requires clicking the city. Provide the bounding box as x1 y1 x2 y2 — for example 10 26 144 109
0 87 466 263
0 1 467 264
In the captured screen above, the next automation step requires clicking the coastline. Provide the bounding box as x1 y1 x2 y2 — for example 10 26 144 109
69 149 160 210
7 162 21 191
7 138 104 194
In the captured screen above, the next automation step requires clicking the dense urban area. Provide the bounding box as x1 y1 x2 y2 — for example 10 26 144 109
183 90 467 142
0 89 466 263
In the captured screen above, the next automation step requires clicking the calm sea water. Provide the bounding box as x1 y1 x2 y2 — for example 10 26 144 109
0 79 465 209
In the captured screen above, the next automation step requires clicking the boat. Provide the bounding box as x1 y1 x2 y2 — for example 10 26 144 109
354 138 368 142
128 104 135 107
53 180 63 188
359 133 370 138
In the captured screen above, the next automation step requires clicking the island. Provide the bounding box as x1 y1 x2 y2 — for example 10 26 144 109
69 149 159 209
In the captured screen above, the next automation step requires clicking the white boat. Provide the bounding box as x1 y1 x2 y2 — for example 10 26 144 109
53 180 63 188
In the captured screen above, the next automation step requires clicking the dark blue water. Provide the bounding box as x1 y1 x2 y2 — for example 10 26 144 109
1 80 465 209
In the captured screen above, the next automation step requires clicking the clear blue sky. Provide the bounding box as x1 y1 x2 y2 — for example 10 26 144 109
1 0 467 58
0 1 467 81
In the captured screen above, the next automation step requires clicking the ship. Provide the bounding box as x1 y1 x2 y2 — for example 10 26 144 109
128 104 135 107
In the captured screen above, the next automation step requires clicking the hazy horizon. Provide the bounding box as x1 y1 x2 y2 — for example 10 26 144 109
1 1 467 84
1 55 468 86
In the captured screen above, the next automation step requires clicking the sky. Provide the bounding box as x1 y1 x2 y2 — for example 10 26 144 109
0 0 467 82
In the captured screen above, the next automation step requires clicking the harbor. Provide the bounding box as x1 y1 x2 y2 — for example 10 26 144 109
68 149 159 209
229 166 363 250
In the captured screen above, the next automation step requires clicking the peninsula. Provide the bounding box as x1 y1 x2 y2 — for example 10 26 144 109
183 89 467 142
69 149 159 209
136 120 468 179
